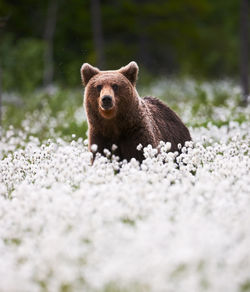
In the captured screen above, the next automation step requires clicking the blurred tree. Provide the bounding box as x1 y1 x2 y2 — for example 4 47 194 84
0 62 1 126
0 0 248 90
135 0 151 69
43 0 59 87
90 0 105 68
0 16 9 126
240 0 249 105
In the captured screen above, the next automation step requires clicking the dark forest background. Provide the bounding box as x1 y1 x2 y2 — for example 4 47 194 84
0 0 248 94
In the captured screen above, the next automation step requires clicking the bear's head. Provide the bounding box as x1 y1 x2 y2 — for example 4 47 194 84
81 62 139 120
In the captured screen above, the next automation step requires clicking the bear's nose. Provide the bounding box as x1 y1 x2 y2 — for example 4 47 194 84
101 95 113 109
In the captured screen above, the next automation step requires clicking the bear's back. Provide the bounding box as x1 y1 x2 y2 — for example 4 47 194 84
143 96 191 152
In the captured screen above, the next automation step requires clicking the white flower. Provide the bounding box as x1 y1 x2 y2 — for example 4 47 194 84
112 144 118 152
136 143 143 151
90 144 98 152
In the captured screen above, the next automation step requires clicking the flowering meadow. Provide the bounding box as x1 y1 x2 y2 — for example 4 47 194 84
0 80 250 292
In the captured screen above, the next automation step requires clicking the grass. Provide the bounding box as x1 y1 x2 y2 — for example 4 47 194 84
2 79 248 144
2 87 87 141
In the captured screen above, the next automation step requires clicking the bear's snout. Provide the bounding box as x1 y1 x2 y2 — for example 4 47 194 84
101 95 113 110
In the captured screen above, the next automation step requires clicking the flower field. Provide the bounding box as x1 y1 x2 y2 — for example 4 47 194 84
0 80 250 292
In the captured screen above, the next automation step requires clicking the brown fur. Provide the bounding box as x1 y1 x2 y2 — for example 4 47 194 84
81 62 191 163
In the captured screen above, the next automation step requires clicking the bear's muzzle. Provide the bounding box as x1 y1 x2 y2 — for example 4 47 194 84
101 95 113 110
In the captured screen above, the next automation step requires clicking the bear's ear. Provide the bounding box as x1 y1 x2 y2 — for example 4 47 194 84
119 61 139 86
81 63 100 86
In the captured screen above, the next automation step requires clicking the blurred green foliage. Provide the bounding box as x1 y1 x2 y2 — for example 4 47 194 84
0 36 44 92
0 0 244 93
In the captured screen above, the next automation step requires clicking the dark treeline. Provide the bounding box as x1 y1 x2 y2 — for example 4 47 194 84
0 0 247 92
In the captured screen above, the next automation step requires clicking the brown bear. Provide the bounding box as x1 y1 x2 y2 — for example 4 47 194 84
80 61 191 163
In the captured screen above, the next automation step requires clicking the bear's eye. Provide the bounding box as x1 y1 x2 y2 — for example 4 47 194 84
112 84 118 91
96 85 103 92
